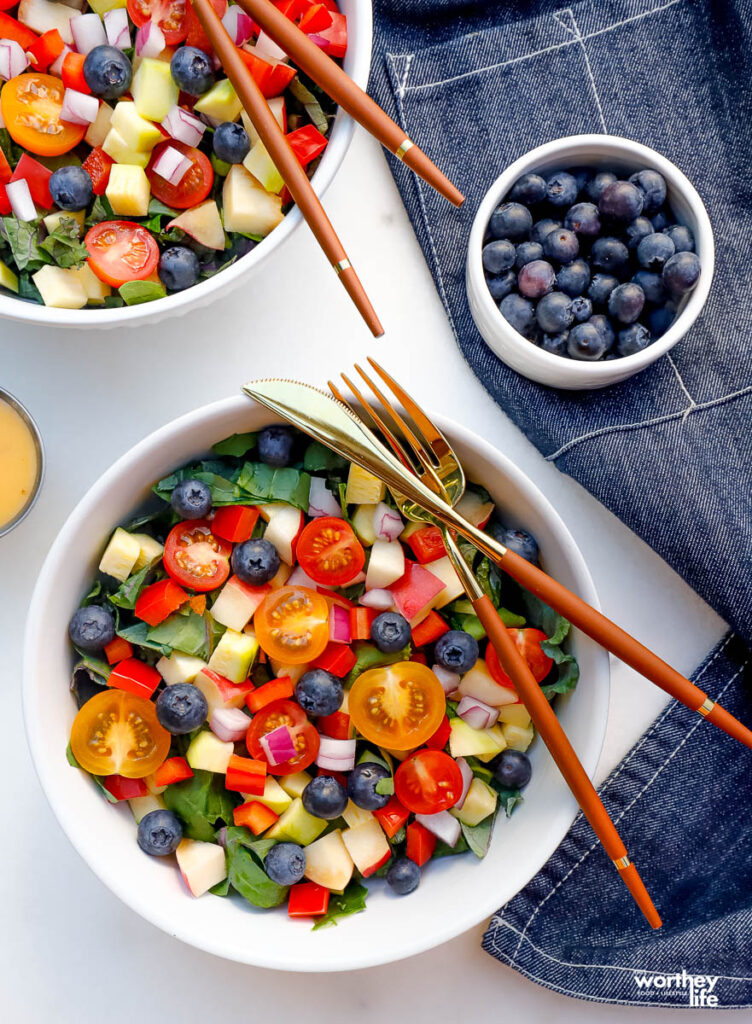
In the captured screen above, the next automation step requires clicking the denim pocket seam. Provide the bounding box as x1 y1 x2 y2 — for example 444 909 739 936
554 7 608 132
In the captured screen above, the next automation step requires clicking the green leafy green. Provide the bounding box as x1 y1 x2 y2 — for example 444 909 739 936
461 816 495 858
236 462 311 511
389 826 406 845
0 127 22 167
153 466 243 506
81 580 103 606
212 432 257 457
163 769 237 842
0 218 47 271
345 642 411 687
375 776 394 796
39 217 88 268
312 882 368 930
223 829 288 909
119 280 167 305
116 620 172 655
356 746 392 772
540 651 579 698
66 742 118 803
432 833 469 858
475 556 503 607
108 565 150 610
147 611 207 657
519 589 569 647
17 272 43 303
86 195 116 226
287 77 329 134
303 441 347 473
489 782 524 817
73 651 111 681
210 877 232 896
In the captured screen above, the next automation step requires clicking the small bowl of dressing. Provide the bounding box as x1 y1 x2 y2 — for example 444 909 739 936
0 388 44 537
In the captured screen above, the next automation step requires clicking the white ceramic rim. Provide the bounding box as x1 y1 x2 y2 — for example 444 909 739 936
467 134 715 386
0 0 372 330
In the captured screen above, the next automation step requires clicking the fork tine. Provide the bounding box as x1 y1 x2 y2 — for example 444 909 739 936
366 357 451 460
333 374 419 474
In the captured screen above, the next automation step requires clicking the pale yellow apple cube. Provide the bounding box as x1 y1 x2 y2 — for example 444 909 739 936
106 164 151 217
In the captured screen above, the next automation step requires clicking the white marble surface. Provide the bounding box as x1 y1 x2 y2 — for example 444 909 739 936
3 127 733 1022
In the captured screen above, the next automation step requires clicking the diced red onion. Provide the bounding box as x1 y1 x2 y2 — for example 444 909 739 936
372 502 403 541
259 724 296 766
286 565 318 589
307 34 329 50
316 736 356 772
61 87 98 125
6 179 35 222
255 29 287 62
71 12 107 54
135 20 165 58
329 603 351 644
210 706 250 743
432 663 461 694
0 39 29 80
415 810 461 847
359 588 394 610
49 45 71 77
221 5 254 45
153 144 192 185
104 8 130 49
161 104 205 147
454 757 473 810
216 826 228 848
308 476 341 518
457 695 498 730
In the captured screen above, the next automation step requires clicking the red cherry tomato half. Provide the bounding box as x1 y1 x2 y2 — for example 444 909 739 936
146 139 213 209
485 627 553 688
84 220 160 288
127 0 188 46
163 519 231 592
296 516 365 587
394 750 464 815
246 698 320 775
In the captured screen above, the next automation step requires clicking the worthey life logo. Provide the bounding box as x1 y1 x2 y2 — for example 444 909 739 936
633 970 720 1006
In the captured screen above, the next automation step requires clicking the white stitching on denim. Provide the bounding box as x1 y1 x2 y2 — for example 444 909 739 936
666 353 697 419
556 8 608 132
398 54 414 98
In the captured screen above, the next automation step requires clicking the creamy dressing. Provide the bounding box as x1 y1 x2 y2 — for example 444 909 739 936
0 399 39 530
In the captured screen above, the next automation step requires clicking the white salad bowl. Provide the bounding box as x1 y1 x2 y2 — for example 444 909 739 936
0 0 371 331
23 394 609 971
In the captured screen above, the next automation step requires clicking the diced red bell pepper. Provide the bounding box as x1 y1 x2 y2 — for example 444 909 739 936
409 650 428 665
211 505 259 543
102 774 149 801
275 0 312 21
389 561 444 621
311 10 346 57
11 153 52 209
411 610 450 648
405 525 446 564
245 675 294 713
103 636 134 665
317 709 352 740
288 881 330 917
82 146 114 196
236 47 297 98
350 606 377 641
317 586 354 609
318 0 340 10
0 149 10 185
0 12 38 49
406 821 436 866
225 754 267 795
61 50 91 94
286 124 328 168
108 658 161 699
233 800 279 835
185 0 227 53
26 28 65 72
424 715 451 751
298 3 332 33
134 579 189 627
311 641 356 678
373 795 409 838
153 756 194 788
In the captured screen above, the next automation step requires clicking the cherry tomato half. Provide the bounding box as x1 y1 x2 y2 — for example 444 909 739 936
486 627 553 688
394 749 464 815
146 139 213 209
70 689 171 778
348 661 446 751
1 73 86 157
246 698 320 775
254 585 330 664
84 221 160 288
163 519 231 592
296 516 365 587
127 0 188 46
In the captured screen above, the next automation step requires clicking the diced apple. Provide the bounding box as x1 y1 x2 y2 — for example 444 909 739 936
42 209 85 235
266 797 327 846
426 555 464 609
250 776 292 815
278 770 312 799
263 506 304 565
85 101 113 148
102 128 150 168
458 659 518 708
186 730 234 773
304 830 354 892
342 818 390 877
31 265 87 309
415 810 461 847
456 490 494 528
223 164 284 235
132 57 178 121
351 503 378 546
193 667 255 711
156 652 207 686
18 0 75 43
210 577 270 632
243 139 284 194
87 0 127 14
98 526 140 581
268 657 309 685
496 703 532 727
345 464 385 505
472 726 508 762
342 800 374 829
176 839 227 897
110 101 163 152
194 78 242 121
128 793 165 823
70 262 111 305
130 531 164 571
167 200 225 251
450 778 497 826
106 163 150 217
502 721 535 752
207 628 258 682
241 95 285 145
449 718 507 759
0 259 19 293
365 539 404 591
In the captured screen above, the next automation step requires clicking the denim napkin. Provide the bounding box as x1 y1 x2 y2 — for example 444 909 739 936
368 0 752 1005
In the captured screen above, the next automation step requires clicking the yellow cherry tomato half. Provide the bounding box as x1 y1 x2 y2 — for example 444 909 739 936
1 74 86 157
254 585 330 665
348 661 447 751
70 689 171 778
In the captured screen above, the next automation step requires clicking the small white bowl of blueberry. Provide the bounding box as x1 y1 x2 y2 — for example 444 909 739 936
466 135 714 389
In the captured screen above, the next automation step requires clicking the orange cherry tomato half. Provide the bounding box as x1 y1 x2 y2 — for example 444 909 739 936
394 749 464 815
84 220 160 288
127 0 188 46
69 689 171 779
246 698 320 775
485 627 553 688
146 139 213 209
348 661 446 751
1 73 86 157
163 519 231 592
296 516 366 587
254 585 330 664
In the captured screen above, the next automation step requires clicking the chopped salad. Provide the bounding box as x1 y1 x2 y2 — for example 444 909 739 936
67 425 579 927
0 0 345 309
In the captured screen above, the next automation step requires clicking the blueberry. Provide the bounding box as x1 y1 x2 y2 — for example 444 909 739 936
608 282 645 324
535 291 574 334
586 171 617 202
159 246 200 292
487 270 517 302
569 166 592 193
617 323 652 356
625 216 654 251
170 45 214 95
137 809 183 856
637 232 675 272
213 121 250 164
591 237 629 275
499 527 538 563
571 296 592 322
515 241 543 268
69 605 115 652
628 169 666 214
231 538 280 585
434 630 479 674
598 180 644 221
258 425 294 466
649 305 676 337
557 258 590 297
632 269 665 306
650 210 670 231
509 173 547 205
489 202 533 241
542 228 579 263
347 762 391 810
302 775 347 820
482 239 516 274
540 331 569 356
156 684 208 735
370 611 411 653
588 273 619 306
588 314 615 351
530 218 561 244
171 477 212 519
546 171 578 207
295 669 343 716
662 251 701 294
83 45 132 99
517 259 555 299
564 202 600 237
493 749 532 789
500 293 535 336
386 857 421 895
49 166 93 211
664 224 695 253
265 842 306 885
568 322 607 361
